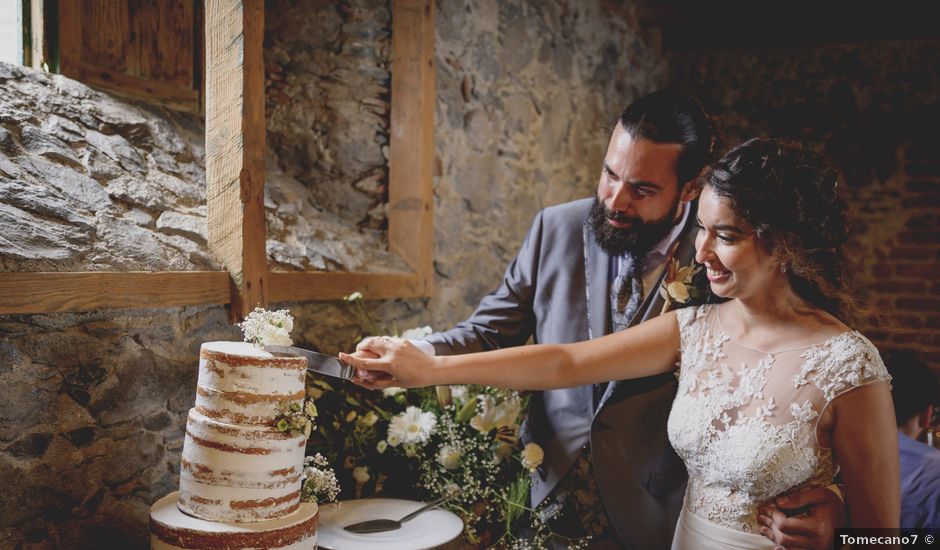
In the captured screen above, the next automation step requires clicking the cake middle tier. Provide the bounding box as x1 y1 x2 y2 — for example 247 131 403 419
179 409 307 523
196 341 307 425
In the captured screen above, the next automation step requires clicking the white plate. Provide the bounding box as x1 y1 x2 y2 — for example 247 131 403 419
317 498 463 550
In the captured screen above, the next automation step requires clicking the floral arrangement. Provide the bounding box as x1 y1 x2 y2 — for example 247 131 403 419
239 307 294 347
299 453 342 504
274 398 318 438
297 293 588 548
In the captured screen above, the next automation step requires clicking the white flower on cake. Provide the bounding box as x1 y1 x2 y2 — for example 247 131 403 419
387 406 437 446
521 443 544 472
239 307 294 347
437 445 462 470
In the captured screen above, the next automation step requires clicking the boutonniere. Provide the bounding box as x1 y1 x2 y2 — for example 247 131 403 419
659 258 704 314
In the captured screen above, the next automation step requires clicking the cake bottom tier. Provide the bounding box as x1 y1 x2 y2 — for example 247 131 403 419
150 491 318 550
179 409 306 522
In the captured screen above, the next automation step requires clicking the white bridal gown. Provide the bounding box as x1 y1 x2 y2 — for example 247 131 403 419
668 305 890 549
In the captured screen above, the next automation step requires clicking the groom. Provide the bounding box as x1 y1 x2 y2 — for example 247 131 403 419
397 91 843 548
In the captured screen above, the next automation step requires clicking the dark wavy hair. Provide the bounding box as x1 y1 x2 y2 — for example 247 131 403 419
619 90 722 187
702 138 859 322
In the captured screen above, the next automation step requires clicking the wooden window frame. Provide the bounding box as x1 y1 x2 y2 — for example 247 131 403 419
0 0 435 318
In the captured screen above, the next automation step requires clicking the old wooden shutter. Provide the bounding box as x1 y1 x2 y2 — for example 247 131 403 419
58 0 203 113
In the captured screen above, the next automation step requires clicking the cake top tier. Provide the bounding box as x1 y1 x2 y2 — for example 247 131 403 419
200 341 306 368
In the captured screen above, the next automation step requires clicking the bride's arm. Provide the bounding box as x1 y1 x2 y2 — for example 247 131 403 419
830 381 900 529
341 310 681 390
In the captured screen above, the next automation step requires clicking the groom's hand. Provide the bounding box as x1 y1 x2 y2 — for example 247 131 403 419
757 487 845 550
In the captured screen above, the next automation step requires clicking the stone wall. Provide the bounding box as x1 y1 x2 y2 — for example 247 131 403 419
668 38 940 373
0 0 663 547
429 0 665 324
0 63 214 273
263 0 408 273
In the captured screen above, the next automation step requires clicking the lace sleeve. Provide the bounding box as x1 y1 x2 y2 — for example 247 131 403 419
797 332 891 403
674 304 712 364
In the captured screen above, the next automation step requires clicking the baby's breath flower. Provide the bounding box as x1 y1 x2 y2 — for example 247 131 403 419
239 308 294 347
376 440 388 453
300 453 341 503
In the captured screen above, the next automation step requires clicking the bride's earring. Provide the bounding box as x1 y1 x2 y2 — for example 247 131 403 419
780 263 787 273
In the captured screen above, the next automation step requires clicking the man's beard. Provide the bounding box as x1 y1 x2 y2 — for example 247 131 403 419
588 197 680 257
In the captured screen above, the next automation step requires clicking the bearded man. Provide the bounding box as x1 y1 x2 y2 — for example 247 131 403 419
395 91 844 549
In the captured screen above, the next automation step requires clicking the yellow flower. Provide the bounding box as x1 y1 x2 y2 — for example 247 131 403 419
659 259 701 313
665 280 689 302
361 411 379 427
521 443 544 472
353 466 370 483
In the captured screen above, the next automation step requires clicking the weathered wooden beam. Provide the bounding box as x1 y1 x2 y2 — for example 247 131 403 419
269 271 426 303
204 0 268 321
388 0 435 297
0 272 231 315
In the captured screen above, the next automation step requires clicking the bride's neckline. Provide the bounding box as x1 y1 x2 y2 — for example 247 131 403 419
714 304 855 355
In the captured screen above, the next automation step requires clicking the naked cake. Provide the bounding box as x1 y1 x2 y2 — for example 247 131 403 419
150 340 319 549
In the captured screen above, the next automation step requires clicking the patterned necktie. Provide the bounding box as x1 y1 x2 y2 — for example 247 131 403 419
610 254 644 333
597 254 644 408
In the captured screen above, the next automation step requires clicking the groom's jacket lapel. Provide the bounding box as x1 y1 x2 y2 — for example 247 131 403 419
582 222 612 341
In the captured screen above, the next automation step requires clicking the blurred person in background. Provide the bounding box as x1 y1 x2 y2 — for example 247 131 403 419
887 350 940 528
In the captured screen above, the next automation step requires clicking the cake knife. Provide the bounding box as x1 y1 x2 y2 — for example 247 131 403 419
264 345 355 380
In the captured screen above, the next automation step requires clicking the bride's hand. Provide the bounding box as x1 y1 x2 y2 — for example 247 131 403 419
341 336 436 389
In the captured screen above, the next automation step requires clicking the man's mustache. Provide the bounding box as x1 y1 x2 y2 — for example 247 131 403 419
605 208 637 225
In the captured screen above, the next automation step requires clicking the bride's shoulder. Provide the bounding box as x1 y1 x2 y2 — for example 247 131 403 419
801 331 890 401
675 302 718 321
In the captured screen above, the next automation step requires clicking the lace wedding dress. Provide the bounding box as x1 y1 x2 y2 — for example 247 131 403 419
668 305 890 549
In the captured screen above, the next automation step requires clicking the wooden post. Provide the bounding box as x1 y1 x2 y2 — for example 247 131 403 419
388 0 435 295
204 0 268 321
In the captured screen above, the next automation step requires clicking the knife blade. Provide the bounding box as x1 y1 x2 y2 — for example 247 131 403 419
264 345 354 380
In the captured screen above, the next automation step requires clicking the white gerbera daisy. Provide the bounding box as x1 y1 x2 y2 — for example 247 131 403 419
387 406 437 445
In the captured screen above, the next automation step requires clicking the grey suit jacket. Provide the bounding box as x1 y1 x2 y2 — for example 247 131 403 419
426 197 702 549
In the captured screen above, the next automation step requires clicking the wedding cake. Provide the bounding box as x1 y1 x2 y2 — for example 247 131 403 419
150 330 320 548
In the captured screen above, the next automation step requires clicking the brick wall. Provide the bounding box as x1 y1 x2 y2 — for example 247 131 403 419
863 136 940 363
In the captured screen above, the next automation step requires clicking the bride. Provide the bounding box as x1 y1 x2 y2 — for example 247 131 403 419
343 138 899 549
